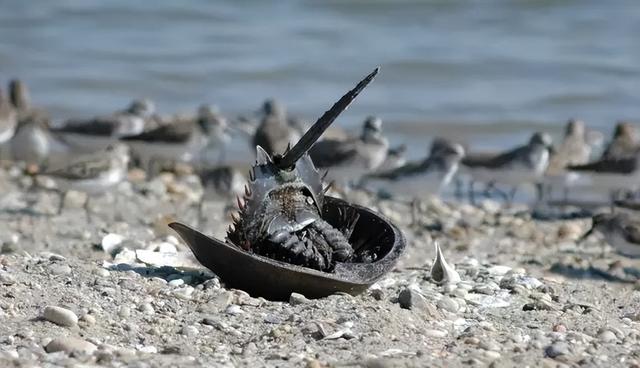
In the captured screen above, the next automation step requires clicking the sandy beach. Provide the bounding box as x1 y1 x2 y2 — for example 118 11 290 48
0 164 639 368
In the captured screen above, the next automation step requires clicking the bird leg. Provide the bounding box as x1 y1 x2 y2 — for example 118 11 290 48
84 196 93 224
468 180 477 206
57 191 65 215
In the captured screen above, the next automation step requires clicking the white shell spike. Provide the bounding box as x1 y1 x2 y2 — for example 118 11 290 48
430 242 461 285
256 145 272 165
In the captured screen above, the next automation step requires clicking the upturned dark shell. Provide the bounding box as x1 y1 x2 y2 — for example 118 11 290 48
169 196 405 300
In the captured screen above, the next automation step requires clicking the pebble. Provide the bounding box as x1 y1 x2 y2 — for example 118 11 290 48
545 342 569 358
172 286 195 300
181 325 199 337
437 296 459 313
289 292 310 305
49 263 72 276
423 329 448 338
168 278 185 287
118 306 131 318
398 288 430 312
80 314 96 325
0 271 16 285
94 268 110 277
597 329 617 342
42 306 78 327
225 304 243 315
138 303 155 315
45 337 97 355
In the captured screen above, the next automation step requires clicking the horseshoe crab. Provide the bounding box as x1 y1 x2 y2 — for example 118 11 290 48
170 68 406 300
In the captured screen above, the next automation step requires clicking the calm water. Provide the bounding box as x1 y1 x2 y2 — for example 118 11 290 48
1 0 639 151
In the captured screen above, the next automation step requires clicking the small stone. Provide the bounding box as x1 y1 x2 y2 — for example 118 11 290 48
48 263 72 276
63 190 88 209
437 296 459 313
168 278 185 287
479 339 500 351
80 314 96 325
172 286 194 300
94 268 110 277
118 306 131 318
484 351 501 360
181 325 199 337
552 324 567 333
0 271 16 285
43 306 78 327
45 337 97 355
225 304 243 315
139 303 155 315
289 292 310 305
597 329 617 342
424 329 448 338
370 289 384 301
545 342 569 359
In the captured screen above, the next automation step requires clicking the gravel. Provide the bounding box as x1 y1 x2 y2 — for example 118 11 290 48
1 167 639 367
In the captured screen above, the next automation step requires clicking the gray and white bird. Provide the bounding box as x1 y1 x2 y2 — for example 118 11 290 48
252 99 303 156
40 144 130 215
121 105 228 175
363 138 465 198
543 119 593 201
309 116 389 188
374 144 408 173
601 122 638 160
462 132 553 203
0 87 17 144
581 212 640 258
53 99 156 149
567 150 640 201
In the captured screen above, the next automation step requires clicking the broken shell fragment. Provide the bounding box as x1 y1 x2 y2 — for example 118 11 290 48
430 242 461 285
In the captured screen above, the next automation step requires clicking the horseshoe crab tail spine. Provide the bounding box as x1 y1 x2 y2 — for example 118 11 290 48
277 67 380 170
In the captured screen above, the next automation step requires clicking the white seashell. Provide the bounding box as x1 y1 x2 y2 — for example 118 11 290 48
430 242 461 285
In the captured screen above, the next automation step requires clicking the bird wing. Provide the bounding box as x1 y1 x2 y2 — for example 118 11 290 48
120 122 192 143
43 151 114 180
368 160 425 180
308 139 357 168
568 157 636 174
54 118 118 136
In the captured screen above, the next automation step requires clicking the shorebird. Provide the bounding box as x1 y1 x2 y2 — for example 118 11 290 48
8 79 49 124
601 122 638 160
252 99 303 156
567 150 640 204
363 139 465 198
121 104 228 175
196 165 246 224
0 87 17 145
581 212 640 258
309 116 389 189
40 144 130 217
53 99 156 149
375 144 407 173
543 119 592 202
462 132 553 204
364 139 465 224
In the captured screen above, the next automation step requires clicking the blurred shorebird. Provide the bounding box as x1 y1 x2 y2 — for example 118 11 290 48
601 122 638 160
364 138 465 198
121 104 229 175
581 212 640 258
8 79 49 124
542 119 592 202
196 165 246 224
53 99 156 149
309 116 389 189
0 87 18 144
252 99 303 156
567 150 640 204
40 144 130 217
7 80 70 169
462 132 553 204
375 144 407 173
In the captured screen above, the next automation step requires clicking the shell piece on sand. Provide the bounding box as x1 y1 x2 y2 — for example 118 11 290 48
430 242 461 285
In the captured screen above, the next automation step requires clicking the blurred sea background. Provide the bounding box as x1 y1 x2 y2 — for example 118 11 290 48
1 0 638 155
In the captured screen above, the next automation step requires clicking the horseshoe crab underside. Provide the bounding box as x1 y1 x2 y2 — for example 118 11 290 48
170 197 405 300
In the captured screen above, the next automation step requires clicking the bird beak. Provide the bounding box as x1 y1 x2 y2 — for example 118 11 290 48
578 227 594 243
